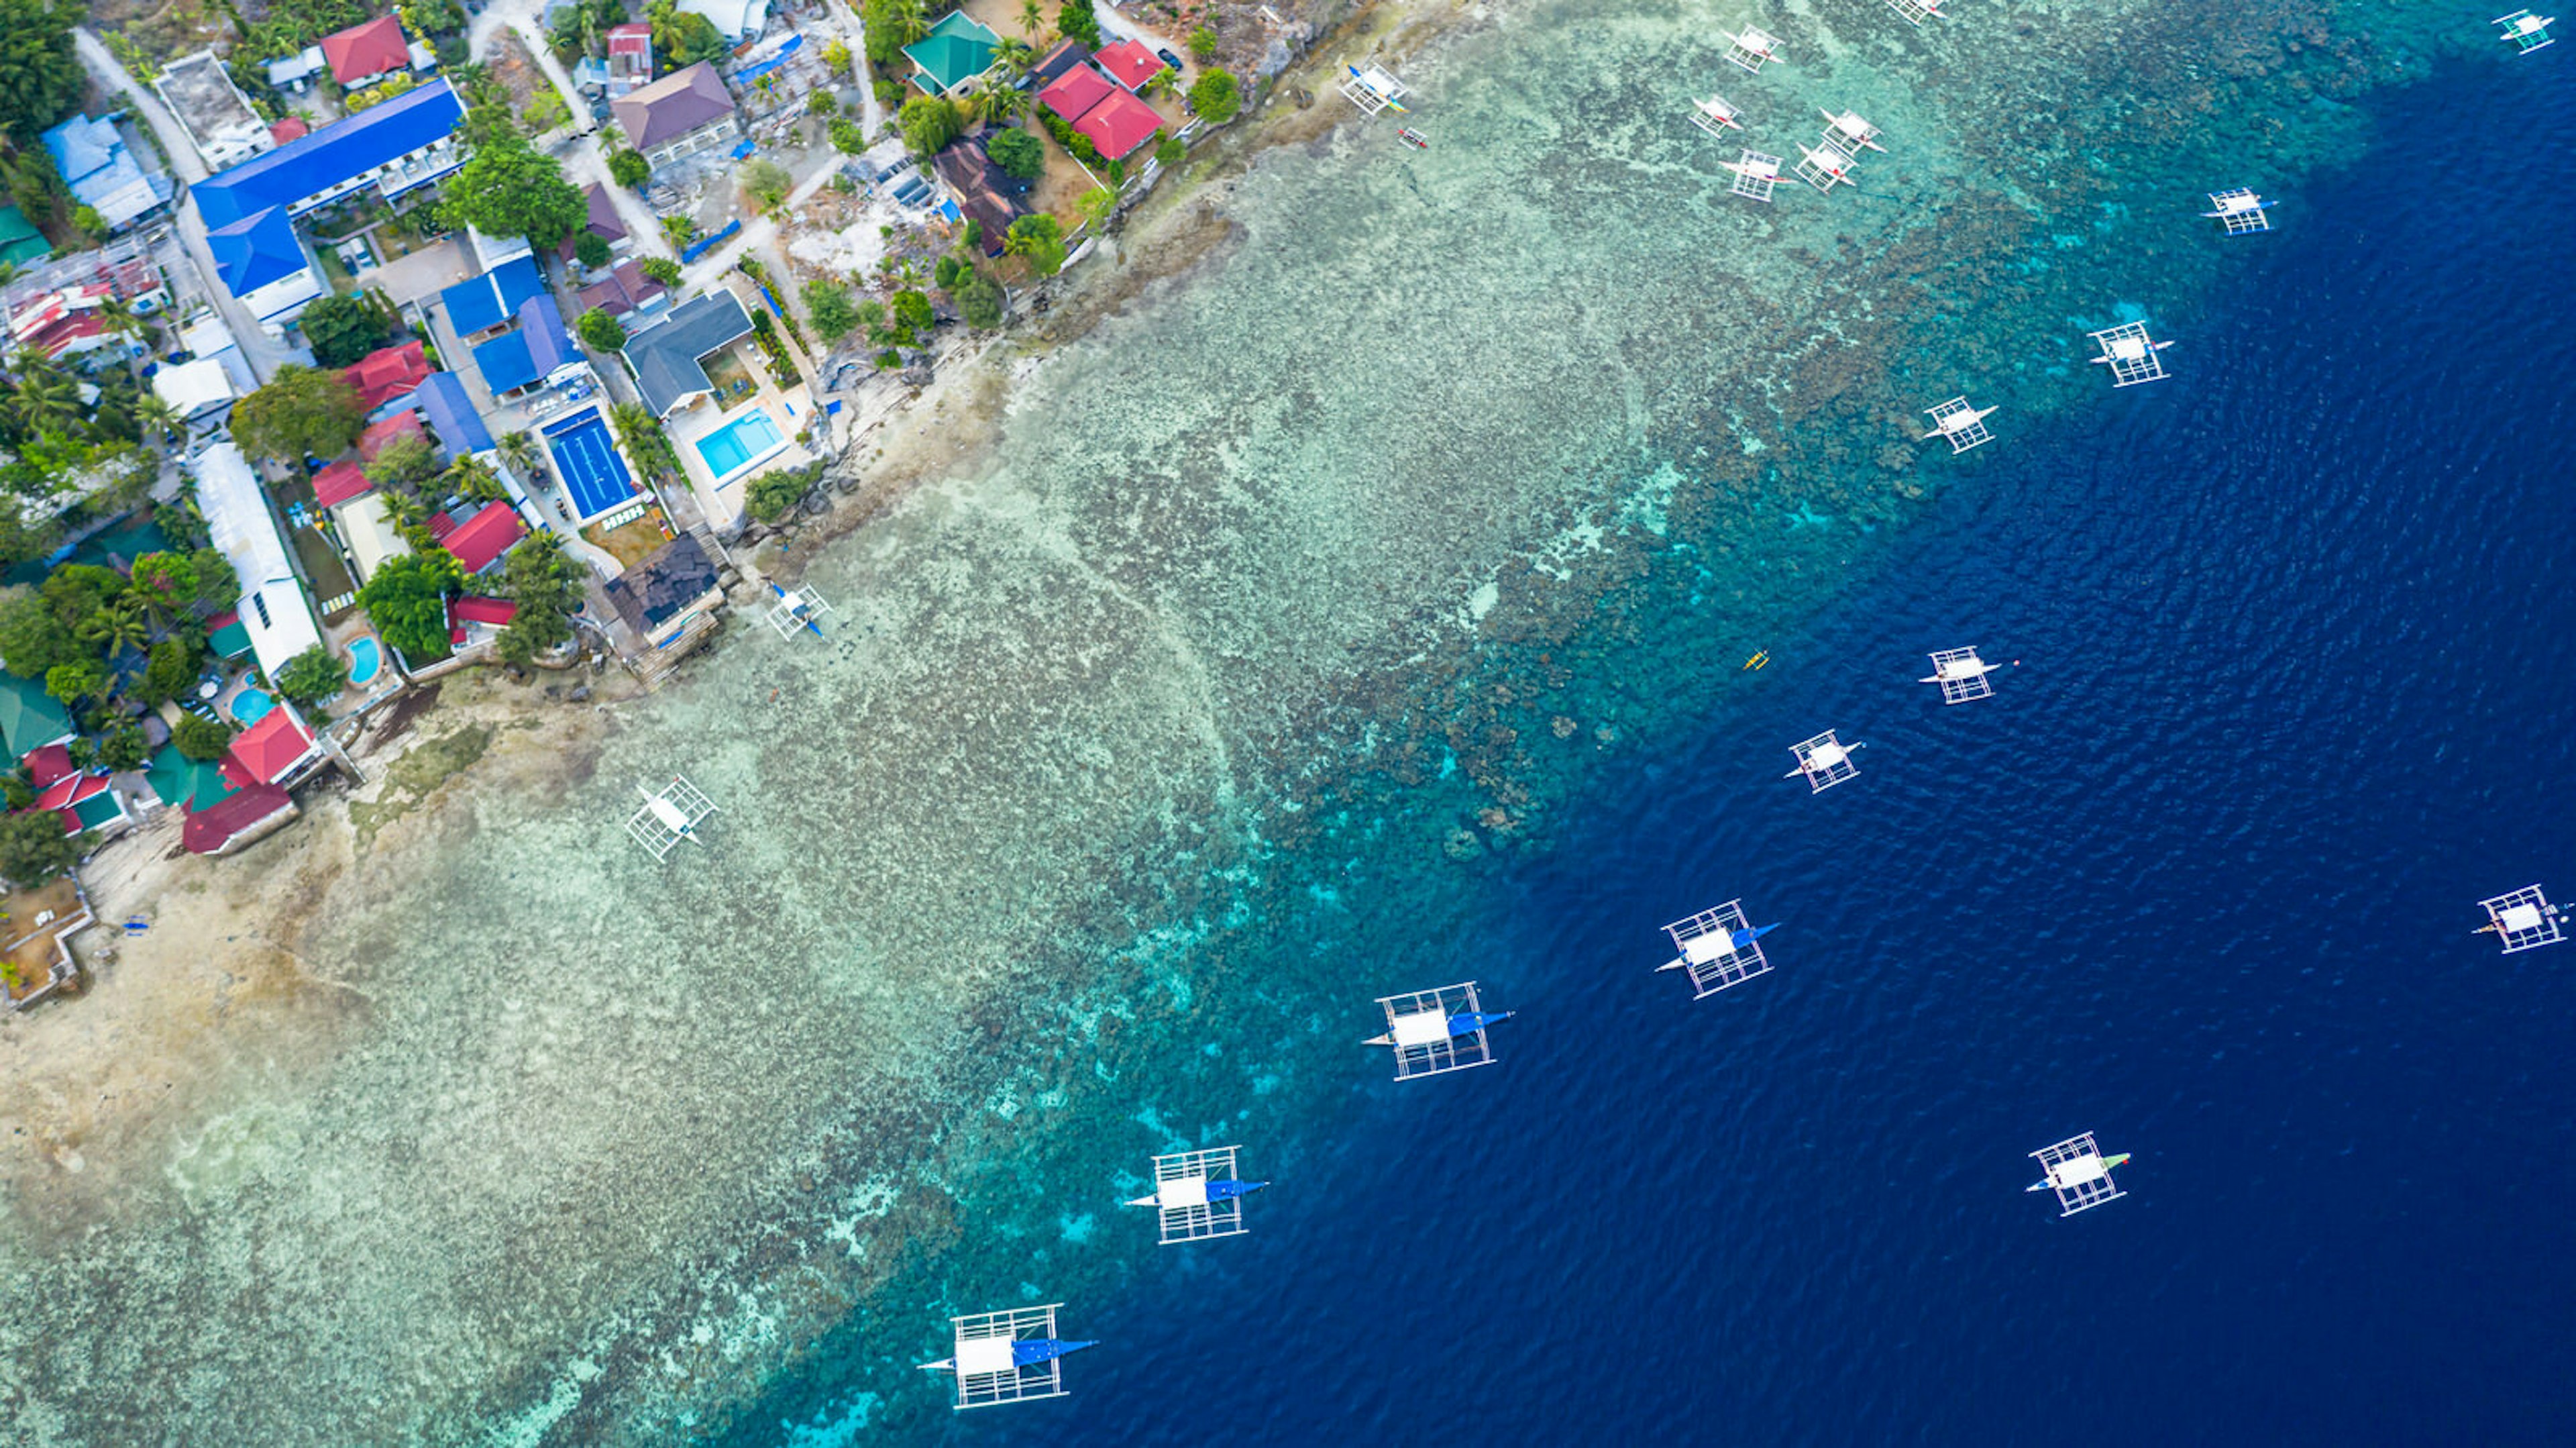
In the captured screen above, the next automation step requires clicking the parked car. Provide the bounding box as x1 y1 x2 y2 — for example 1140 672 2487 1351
1157 46 1185 74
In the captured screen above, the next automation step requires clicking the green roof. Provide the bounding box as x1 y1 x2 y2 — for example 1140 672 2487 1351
146 744 237 812
210 617 254 660
70 790 125 829
0 205 48 267
904 11 1000 95
0 673 73 759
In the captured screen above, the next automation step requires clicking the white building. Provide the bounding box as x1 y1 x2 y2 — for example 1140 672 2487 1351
195 441 323 681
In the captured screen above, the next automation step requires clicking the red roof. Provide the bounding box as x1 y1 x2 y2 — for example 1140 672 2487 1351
1074 88 1165 160
1093 39 1167 92
344 340 430 410
182 782 292 854
32 771 107 813
269 117 310 144
607 21 653 55
440 505 526 574
312 458 372 507
321 15 411 86
22 743 72 790
357 410 427 464
426 511 458 540
1040 65 1116 123
451 596 519 625
228 707 317 785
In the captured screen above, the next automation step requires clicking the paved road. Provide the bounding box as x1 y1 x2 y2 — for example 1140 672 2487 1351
75 28 302 383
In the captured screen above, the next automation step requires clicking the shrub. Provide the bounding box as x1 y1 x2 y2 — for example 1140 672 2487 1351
739 157 793 213
829 116 867 154
1188 69 1241 125
957 273 1004 329
575 309 629 352
608 148 651 189
899 95 962 159
744 466 811 524
172 713 234 763
1187 25 1216 60
804 279 858 343
1006 213 1066 276
807 89 837 115
1156 132 1185 167
987 128 1044 181
573 230 613 269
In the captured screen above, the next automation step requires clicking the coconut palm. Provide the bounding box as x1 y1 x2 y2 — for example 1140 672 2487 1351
378 489 428 529
1018 0 1044 39
447 452 510 504
96 295 146 342
971 74 1030 125
990 37 1037 83
886 0 928 47
498 429 542 478
134 389 185 444
79 596 154 655
5 366 82 435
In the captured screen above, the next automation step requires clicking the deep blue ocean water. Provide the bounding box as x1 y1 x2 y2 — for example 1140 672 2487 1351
885 55 2575 1448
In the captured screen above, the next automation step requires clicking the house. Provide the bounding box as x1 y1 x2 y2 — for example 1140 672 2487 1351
311 458 372 508
321 16 415 90
439 503 526 574
0 207 48 269
155 50 273 170
345 340 432 411
604 532 722 650
1093 38 1170 93
194 442 324 682
413 370 494 457
0 674 74 762
556 185 629 262
576 258 669 317
30 766 129 837
470 295 585 401
180 781 297 855
358 410 429 465
605 22 654 93
337 493 412 582
468 224 534 274
192 80 468 328
439 255 547 343
679 0 767 42
5 251 169 363
450 594 518 648
266 46 328 90
268 117 311 145
932 136 1027 256
228 705 324 786
153 358 238 420
621 290 753 418
904 10 1001 98
1028 39 1093 90
42 113 174 233
612 63 739 169
1073 88 1164 162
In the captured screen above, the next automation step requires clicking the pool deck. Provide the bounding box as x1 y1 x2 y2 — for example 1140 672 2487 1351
665 341 818 533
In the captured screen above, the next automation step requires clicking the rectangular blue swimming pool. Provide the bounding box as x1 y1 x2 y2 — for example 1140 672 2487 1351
694 407 787 482
543 408 637 520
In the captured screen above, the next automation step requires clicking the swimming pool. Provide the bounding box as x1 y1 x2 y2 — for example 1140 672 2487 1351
694 407 788 483
543 407 637 521
229 688 275 725
347 637 382 687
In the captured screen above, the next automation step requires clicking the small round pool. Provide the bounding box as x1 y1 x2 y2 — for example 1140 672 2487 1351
347 637 382 687
228 688 276 726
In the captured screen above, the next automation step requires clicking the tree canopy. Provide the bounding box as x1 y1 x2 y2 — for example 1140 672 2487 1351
739 157 794 213
899 95 963 159
957 272 1005 329
744 467 809 525
646 0 728 68
804 280 857 343
575 309 629 353
364 433 441 490
232 365 366 465
357 551 466 662
494 532 585 665
987 128 1044 182
273 645 348 706
1006 213 1067 276
608 147 651 189
443 127 588 248
1189 69 1242 125
0 809 78 888
573 230 614 270
1056 0 1102 49
0 0 83 143
171 713 233 763
298 294 392 369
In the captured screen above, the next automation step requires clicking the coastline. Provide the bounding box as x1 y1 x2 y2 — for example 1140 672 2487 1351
1 2 2473 1443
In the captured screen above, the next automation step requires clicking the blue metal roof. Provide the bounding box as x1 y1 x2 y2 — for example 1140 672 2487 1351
195 80 464 230
469 295 576 395
206 208 309 295
413 371 492 457
439 255 545 337
519 295 575 375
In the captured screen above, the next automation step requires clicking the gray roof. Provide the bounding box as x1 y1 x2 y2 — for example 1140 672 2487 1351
622 290 753 417
604 533 720 633
612 62 734 150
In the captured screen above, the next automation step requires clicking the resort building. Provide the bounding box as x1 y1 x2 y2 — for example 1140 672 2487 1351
192 79 468 331
441 255 547 344
1040 63 1165 162
23 743 129 838
439 503 527 576
42 113 174 234
904 11 1001 97
449 595 519 650
155 50 273 171
1093 39 1171 93
470 295 585 403
193 442 323 684
413 370 496 457
624 291 755 418
345 340 433 413
604 532 724 652
0 675 74 764
337 494 413 583
319 16 416 91
933 135 1029 256
612 64 740 170
1028 39 1094 89
266 46 328 91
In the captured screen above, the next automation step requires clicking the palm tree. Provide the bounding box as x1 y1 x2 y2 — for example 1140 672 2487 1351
134 389 185 444
1018 0 1045 39
79 597 154 655
5 366 82 435
889 0 929 46
378 489 427 529
447 452 509 504
97 295 146 342
989 37 1036 83
498 429 541 478
971 74 1030 125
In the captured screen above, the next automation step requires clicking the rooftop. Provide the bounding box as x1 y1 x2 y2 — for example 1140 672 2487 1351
613 62 735 150
42 113 174 231
623 290 753 417
345 339 431 410
905 10 1001 96
1094 38 1168 93
195 441 323 680
604 532 720 633
194 80 464 231
156 51 262 144
358 410 428 463
313 458 371 507
1040 65 1116 124
413 371 494 457
228 705 317 784
470 295 578 396
440 503 526 574
0 674 73 760
1030 38 1093 88
576 258 667 317
181 781 292 854
321 16 412 86
1075 87 1164 161
440 254 546 338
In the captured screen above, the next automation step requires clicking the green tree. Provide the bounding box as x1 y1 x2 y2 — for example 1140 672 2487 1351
828 115 867 154
744 466 809 524
1076 185 1118 231
357 550 465 662
0 0 83 143
1187 24 1218 60
1006 212 1066 276
443 127 588 248
232 365 366 464
140 637 198 705
172 713 233 762
739 157 793 213
43 658 105 705
1155 132 1185 168
4 364 81 435
646 0 727 67
861 0 928 66
364 433 441 490
957 272 1005 329
78 595 152 655
898 94 962 160
820 38 853 76
987 127 1044 182
135 388 184 445
0 593 82 679
639 256 684 289
573 230 614 269
0 809 78 888
1188 69 1241 125
806 88 837 116
574 308 629 352
298 293 392 368
495 531 584 662
804 279 858 343
272 645 348 705
96 721 151 772
447 452 511 503
932 253 963 291
890 289 935 337
1055 0 1101 48
608 147 651 188
191 549 239 609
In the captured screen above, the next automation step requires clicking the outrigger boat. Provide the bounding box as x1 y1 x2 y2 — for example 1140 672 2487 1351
1365 1008 1513 1048
1743 650 1769 670
919 1337 1097 1376
2027 1153 2133 1191
1124 1177 1269 1210
1652 922 1778 976
1348 64 1409 113
767 580 824 638
1397 127 1430 149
